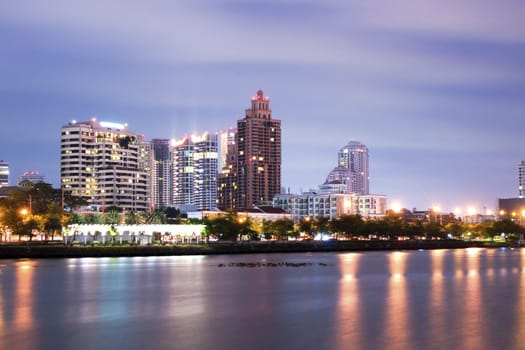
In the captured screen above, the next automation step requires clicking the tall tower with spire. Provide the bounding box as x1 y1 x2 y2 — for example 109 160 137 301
235 90 281 208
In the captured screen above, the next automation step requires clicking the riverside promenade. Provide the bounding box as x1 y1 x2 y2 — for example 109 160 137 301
0 240 507 259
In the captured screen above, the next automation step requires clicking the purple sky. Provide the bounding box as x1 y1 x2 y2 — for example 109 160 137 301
1 1 524 213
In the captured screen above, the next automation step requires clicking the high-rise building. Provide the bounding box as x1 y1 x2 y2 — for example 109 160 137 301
172 132 218 210
217 128 238 210
219 128 236 171
60 119 150 211
0 161 9 188
236 90 281 208
18 171 45 186
326 140 369 195
151 139 172 209
518 160 525 198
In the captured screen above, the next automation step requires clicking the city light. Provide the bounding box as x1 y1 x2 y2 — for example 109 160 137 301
391 202 402 213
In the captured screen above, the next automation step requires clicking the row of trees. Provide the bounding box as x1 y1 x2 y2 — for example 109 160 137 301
0 182 91 241
0 183 185 241
2 182 524 243
203 212 525 242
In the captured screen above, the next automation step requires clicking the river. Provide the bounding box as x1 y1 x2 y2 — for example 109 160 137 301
1 248 524 350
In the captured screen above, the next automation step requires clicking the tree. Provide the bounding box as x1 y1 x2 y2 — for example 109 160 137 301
164 207 181 224
489 219 525 242
445 222 463 239
125 211 143 225
273 219 294 240
314 217 330 236
330 214 363 239
104 210 122 225
299 217 314 238
141 210 167 224
43 203 65 240
207 216 238 241
424 222 443 239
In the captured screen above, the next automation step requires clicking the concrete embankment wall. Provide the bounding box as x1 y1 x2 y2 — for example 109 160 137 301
0 240 501 259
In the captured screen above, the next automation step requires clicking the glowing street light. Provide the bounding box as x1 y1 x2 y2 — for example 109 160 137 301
391 202 402 214
20 208 29 216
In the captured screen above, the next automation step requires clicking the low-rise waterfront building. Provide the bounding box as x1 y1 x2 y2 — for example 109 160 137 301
273 191 386 222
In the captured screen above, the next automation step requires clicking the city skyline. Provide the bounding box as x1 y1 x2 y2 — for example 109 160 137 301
1 1 524 212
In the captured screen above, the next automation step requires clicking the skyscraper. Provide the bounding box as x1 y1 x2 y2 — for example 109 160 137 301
0 161 9 188
518 160 525 198
151 139 172 209
217 128 238 209
236 90 281 208
60 119 151 211
326 140 369 195
172 132 218 210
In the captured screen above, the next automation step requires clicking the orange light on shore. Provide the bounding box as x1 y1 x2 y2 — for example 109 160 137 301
391 202 402 214
20 208 28 216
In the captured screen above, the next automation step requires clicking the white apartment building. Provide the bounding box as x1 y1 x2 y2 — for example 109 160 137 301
273 192 386 222
518 160 525 198
172 132 218 210
0 160 9 187
326 140 369 195
61 119 151 211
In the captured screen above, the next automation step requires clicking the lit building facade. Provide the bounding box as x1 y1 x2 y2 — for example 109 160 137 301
60 119 151 211
217 128 238 210
151 139 172 209
326 140 369 195
236 90 281 208
0 161 9 187
18 171 45 186
518 160 525 198
273 192 386 222
172 132 218 210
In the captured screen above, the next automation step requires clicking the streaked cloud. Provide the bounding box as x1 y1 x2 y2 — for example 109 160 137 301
0 0 523 210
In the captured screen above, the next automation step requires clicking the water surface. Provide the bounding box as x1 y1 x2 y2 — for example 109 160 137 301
1 248 524 350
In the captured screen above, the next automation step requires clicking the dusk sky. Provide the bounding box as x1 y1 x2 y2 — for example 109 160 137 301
1 1 524 213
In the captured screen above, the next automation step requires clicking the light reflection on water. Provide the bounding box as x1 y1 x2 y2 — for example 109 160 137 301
0 249 524 350
383 252 409 349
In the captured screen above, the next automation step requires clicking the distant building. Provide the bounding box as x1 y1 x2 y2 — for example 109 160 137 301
498 198 525 221
172 132 218 210
151 139 172 209
0 161 9 187
187 206 291 222
18 171 45 186
518 160 525 198
218 128 236 171
217 128 238 210
60 119 151 211
462 214 496 224
325 140 369 195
